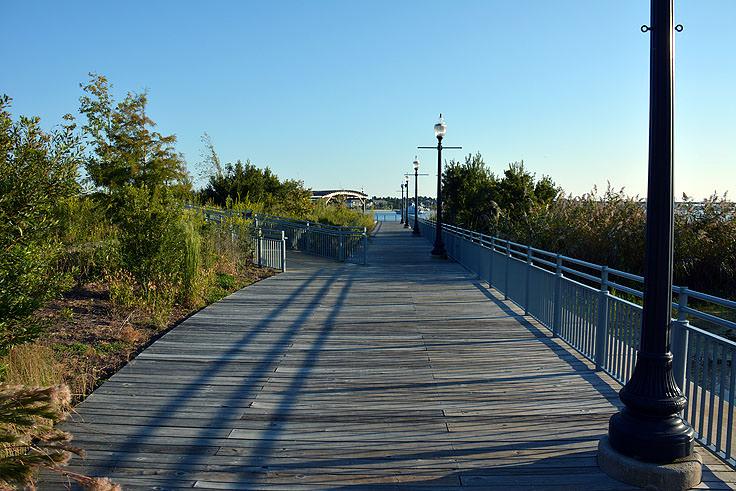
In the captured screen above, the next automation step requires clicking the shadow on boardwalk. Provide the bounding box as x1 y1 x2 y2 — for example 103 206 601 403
40 222 734 490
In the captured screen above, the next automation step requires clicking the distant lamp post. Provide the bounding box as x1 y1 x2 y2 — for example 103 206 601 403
399 181 405 224
404 176 410 228
412 157 421 235
418 114 461 257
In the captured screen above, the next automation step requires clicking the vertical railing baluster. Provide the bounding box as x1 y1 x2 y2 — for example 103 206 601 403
257 229 263 267
672 287 690 396
707 339 717 446
695 336 705 437
716 343 726 452
281 231 286 272
363 228 367 265
504 242 510 300
595 267 609 371
552 255 562 338
488 237 495 288
726 348 735 460
524 245 531 315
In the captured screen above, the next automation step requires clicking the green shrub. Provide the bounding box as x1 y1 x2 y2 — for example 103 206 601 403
57 196 119 285
110 184 185 288
0 96 82 353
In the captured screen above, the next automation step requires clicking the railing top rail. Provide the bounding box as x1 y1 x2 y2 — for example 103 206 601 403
684 322 736 349
685 288 736 310
418 216 736 326
183 202 366 234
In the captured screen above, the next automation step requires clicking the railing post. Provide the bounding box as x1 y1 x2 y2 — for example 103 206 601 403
257 229 263 267
504 242 510 300
281 231 287 272
671 286 690 393
306 222 311 254
362 228 367 265
552 254 562 338
339 229 344 262
524 245 532 315
595 266 609 371
488 237 495 288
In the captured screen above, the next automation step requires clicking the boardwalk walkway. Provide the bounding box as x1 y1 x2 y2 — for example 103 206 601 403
42 222 735 489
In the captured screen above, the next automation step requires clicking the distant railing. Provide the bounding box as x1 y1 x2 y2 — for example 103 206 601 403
370 210 402 222
183 203 368 265
414 216 736 468
256 229 286 272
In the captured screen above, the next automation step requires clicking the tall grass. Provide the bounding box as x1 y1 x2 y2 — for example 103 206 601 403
181 221 202 307
2 343 64 387
497 186 736 300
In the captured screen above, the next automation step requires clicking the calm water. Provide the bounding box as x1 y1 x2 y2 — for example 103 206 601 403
369 210 431 222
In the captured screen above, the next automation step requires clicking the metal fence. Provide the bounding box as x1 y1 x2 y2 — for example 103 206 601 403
370 210 402 222
415 217 736 468
256 229 286 272
183 203 368 265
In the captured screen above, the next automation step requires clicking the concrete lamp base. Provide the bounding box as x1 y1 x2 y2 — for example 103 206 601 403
598 436 702 491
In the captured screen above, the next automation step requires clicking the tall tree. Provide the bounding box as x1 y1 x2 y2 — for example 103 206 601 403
443 152 500 233
79 73 190 193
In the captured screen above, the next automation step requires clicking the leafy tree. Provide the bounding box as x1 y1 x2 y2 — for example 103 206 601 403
0 96 82 352
441 154 560 239
79 73 190 193
443 153 500 233
199 137 313 216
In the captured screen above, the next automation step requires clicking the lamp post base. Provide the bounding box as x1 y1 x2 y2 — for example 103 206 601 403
412 227 420 236
598 436 701 491
608 407 694 463
431 242 447 258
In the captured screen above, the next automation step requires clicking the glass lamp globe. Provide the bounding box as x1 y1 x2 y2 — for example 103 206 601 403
434 114 447 139
413 157 420 170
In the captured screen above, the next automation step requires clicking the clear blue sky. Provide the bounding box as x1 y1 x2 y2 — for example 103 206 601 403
2 1 734 200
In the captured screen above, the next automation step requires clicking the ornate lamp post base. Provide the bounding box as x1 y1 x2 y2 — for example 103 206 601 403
609 409 694 462
608 352 694 462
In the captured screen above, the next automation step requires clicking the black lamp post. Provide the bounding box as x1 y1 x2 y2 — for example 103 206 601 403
404 177 410 228
399 181 404 224
412 156 421 235
419 114 461 257
607 0 694 462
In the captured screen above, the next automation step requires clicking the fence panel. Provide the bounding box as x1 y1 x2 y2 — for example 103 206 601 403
527 266 555 328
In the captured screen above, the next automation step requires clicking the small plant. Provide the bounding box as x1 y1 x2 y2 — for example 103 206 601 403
51 343 92 356
93 342 125 354
105 269 136 308
0 383 121 490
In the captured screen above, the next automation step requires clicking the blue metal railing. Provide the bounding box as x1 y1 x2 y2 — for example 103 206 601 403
183 203 368 265
414 216 736 468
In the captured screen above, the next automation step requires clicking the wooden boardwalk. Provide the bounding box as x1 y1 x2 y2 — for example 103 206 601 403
42 222 735 490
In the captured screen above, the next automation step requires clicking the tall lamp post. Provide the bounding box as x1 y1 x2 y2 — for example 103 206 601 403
412 157 421 235
399 181 405 224
606 0 695 465
418 114 461 257
404 176 410 228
